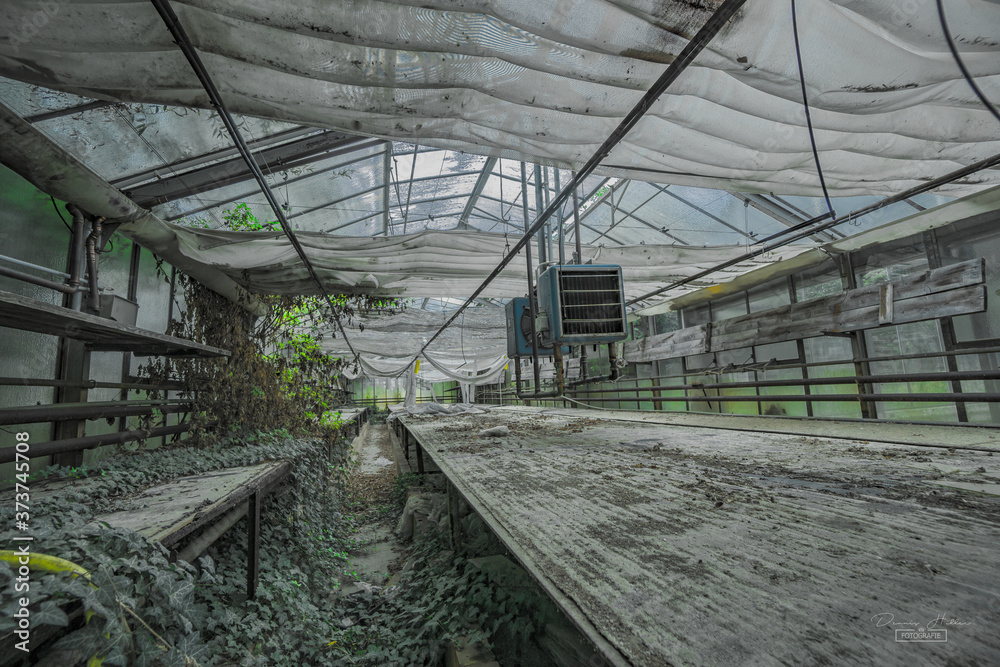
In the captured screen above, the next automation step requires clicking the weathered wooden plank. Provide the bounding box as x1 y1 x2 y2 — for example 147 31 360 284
714 284 985 350
712 259 984 338
624 323 709 363
643 259 986 361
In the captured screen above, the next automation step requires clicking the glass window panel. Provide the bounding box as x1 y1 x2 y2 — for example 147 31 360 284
759 366 808 417
711 293 747 321
865 321 956 422
755 341 799 361
748 279 791 312
681 303 710 327
937 216 1000 342
716 347 758 415
802 336 861 418
652 311 679 336
853 235 927 287
955 352 1000 423
794 261 842 302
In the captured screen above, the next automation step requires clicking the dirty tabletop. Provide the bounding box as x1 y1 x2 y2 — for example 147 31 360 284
400 406 1000 666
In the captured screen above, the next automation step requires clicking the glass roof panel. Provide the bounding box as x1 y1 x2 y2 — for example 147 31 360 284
0 77 970 263
157 142 387 229
0 78 91 117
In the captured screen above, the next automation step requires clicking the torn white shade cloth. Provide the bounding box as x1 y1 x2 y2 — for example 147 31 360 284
322 304 507 362
125 225 815 303
0 1 998 196
421 353 508 385
351 348 509 383
403 362 417 409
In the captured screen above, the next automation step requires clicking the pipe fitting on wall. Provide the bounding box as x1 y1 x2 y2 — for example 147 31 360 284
85 215 104 313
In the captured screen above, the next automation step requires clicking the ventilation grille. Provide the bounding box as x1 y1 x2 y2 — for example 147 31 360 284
558 269 626 337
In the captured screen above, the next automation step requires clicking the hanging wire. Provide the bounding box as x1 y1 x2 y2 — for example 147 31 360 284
149 0 361 363
50 196 72 232
790 0 836 220
936 0 1000 126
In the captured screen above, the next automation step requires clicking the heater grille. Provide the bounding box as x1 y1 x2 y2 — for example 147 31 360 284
557 267 627 338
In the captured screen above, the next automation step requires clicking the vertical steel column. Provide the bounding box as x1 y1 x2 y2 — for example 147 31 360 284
53 205 91 467
839 253 876 419
571 172 583 265
521 163 542 392
554 168 565 265
163 264 179 447
787 276 813 417
533 165 547 266
246 491 260 598
118 242 142 433
924 230 970 422
382 142 392 235
543 167 554 264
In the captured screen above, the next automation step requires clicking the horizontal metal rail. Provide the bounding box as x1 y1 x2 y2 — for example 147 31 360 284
563 370 1000 395
568 393 1000 403
0 376 185 391
0 421 211 464
624 343 1000 384
0 399 192 425
0 264 79 294
0 254 71 280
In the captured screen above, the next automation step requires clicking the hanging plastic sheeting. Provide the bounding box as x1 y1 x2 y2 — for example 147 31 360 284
323 304 507 369
102 223 814 304
334 305 511 381
402 362 418 410
422 353 509 385
1 1 998 197
389 360 487 419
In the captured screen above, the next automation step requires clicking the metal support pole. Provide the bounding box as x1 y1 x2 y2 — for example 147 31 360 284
85 216 103 314
571 172 583 264
555 168 565 265
839 253 877 419
924 229 971 422
120 242 142 433
521 163 543 394
53 205 91 466
533 164 547 267
247 491 260 598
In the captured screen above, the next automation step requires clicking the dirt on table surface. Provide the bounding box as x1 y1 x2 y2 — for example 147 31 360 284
401 406 1000 666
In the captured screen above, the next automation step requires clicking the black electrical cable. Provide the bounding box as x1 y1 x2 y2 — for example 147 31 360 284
50 196 72 232
149 0 360 362
790 0 835 220
936 0 1000 127
414 0 748 361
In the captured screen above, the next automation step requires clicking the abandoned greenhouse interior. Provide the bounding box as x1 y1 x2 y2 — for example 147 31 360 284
1 0 999 665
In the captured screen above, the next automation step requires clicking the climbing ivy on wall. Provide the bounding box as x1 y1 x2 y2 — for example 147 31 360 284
138 264 398 439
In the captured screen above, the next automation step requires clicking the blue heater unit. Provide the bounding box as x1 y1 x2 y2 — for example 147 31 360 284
505 297 566 358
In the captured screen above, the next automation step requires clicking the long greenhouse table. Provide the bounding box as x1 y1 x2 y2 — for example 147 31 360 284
398 406 1000 667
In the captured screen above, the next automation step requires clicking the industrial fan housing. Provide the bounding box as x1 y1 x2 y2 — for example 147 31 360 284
536 265 628 346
